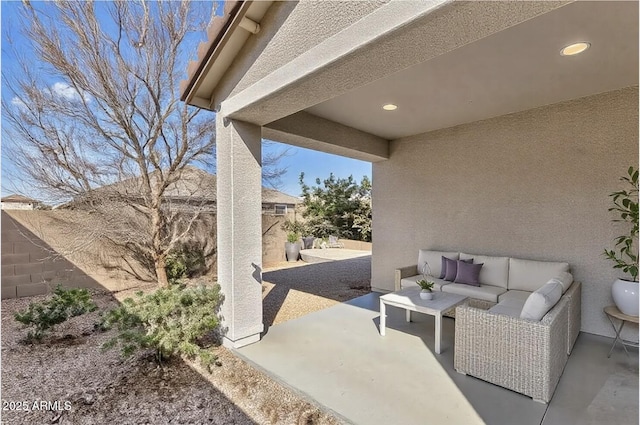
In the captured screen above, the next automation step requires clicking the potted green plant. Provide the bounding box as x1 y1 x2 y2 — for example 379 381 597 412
416 279 435 300
604 166 639 316
285 232 301 262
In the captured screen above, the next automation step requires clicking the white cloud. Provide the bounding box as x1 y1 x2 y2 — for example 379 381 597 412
51 82 91 103
10 83 92 111
11 97 28 110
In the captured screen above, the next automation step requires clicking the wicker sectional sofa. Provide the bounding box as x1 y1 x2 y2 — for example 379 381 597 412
394 249 581 403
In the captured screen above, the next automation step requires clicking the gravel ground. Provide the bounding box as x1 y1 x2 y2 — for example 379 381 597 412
262 257 371 327
1 256 371 424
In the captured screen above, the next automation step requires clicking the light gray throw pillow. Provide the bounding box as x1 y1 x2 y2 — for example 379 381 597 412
547 272 573 294
520 280 563 321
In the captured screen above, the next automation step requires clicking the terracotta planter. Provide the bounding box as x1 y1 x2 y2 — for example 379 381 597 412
612 279 639 317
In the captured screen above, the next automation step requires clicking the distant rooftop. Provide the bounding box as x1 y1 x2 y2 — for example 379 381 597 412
1 194 39 204
73 166 300 206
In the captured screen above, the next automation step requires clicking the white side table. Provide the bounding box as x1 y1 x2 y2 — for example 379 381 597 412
379 287 467 354
603 305 639 358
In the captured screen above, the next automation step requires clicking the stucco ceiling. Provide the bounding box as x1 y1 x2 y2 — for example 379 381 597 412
305 1 638 140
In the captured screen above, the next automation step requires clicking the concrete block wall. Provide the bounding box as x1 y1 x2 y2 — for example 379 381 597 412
2 209 300 299
1 212 103 299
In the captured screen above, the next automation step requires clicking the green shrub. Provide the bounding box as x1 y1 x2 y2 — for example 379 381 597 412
165 245 207 285
165 254 188 285
297 172 372 242
14 285 97 341
97 283 223 369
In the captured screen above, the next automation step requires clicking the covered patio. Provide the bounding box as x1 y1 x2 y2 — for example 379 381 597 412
181 0 638 349
237 292 638 425
179 0 639 417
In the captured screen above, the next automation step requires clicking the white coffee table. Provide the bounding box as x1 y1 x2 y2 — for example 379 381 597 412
379 287 467 354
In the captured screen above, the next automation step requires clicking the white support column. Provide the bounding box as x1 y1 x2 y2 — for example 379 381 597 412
216 115 263 348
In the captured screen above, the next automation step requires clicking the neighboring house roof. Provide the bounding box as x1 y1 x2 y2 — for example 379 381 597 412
1 194 39 204
261 187 300 206
70 166 299 206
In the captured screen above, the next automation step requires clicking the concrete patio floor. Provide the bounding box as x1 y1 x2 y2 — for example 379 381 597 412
237 292 638 425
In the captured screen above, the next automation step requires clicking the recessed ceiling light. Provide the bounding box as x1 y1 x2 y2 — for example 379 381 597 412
382 104 397 111
560 42 590 56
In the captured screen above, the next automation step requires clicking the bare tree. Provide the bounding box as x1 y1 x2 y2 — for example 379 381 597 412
2 1 286 287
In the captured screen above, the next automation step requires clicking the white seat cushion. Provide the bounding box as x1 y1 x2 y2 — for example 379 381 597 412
489 298 526 318
418 250 459 278
498 290 531 303
441 283 506 302
520 281 563 321
459 253 510 289
400 275 450 291
509 258 570 292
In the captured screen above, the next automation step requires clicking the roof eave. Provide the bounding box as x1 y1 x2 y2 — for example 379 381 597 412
180 0 244 106
180 1 273 110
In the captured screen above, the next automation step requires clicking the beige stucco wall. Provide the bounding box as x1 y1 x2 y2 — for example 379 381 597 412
216 0 389 102
372 86 639 339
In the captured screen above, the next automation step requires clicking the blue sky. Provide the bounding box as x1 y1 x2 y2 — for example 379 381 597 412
0 1 371 201
263 141 371 197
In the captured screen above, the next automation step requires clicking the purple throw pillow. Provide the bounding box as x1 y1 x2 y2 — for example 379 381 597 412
443 257 473 281
439 256 452 279
455 261 484 286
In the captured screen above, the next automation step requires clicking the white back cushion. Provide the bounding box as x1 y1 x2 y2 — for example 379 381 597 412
418 250 459 278
459 253 509 288
520 280 563 321
509 258 570 292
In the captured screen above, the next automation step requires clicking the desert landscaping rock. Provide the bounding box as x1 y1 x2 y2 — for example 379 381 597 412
2 256 371 424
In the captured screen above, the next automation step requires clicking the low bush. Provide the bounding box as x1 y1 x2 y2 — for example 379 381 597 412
165 245 207 285
97 283 223 370
165 254 188 285
14 285 97 341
